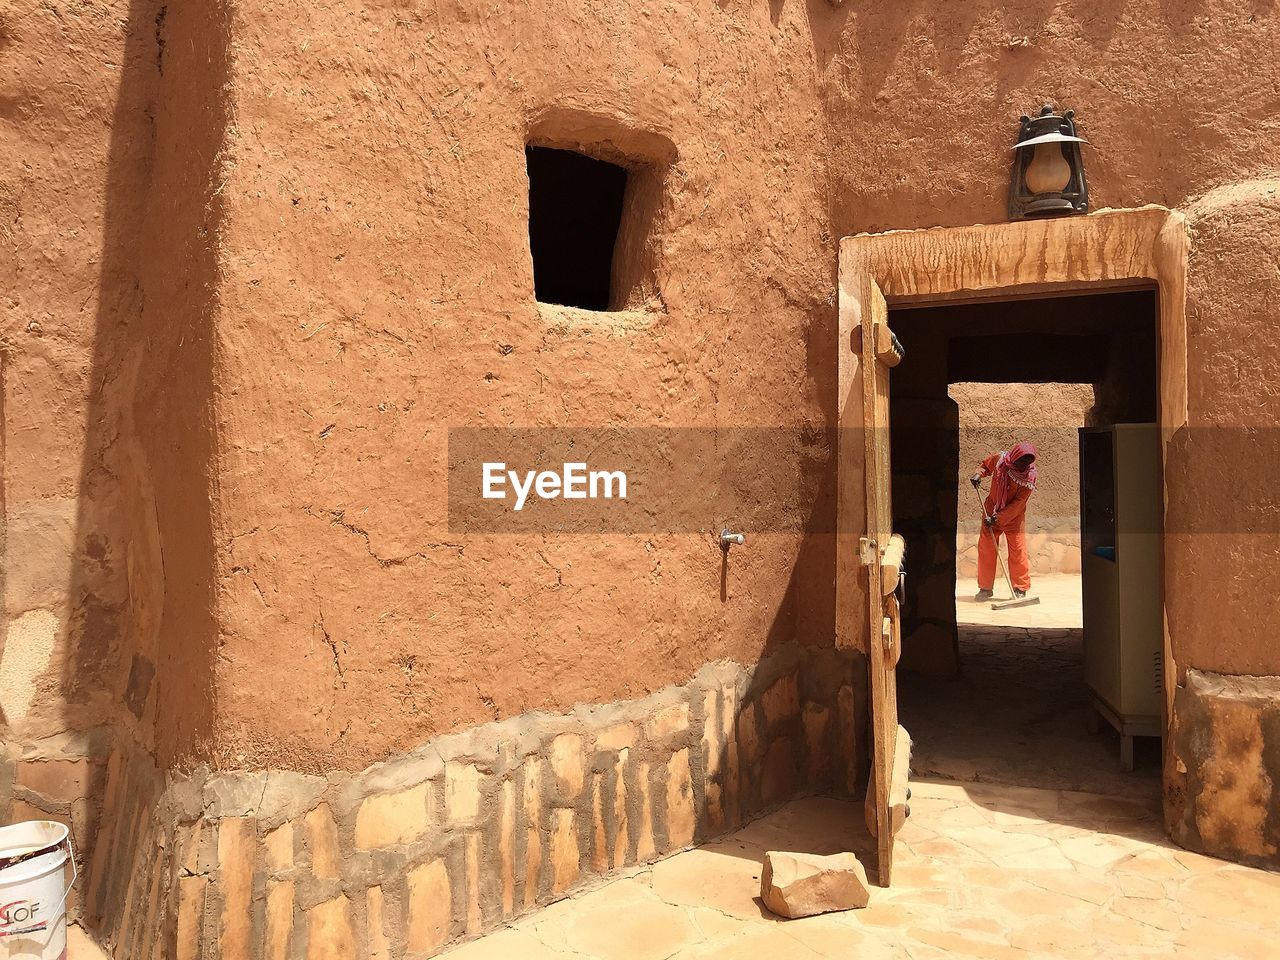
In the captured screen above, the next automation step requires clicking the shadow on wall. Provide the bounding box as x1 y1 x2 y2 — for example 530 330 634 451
54 0 230 947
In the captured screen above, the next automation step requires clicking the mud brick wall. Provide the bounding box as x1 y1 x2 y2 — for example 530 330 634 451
1 732 111 923
80 748 178 959
1 734 178 956
68 645 864 959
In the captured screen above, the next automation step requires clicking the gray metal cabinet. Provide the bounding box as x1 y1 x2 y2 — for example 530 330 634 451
1079 424 1163 770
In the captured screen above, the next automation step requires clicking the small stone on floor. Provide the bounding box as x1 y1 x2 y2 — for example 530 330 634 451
759 850 871 919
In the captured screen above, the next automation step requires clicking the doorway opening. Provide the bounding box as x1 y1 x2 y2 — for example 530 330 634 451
890 290 1163 800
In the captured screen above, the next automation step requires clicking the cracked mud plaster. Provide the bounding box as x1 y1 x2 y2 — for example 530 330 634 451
315 505 464 567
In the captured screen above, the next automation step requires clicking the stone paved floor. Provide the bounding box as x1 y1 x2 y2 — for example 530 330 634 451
905 572 1159 798
442 788 1280 960
955 572 1083 629
899 621 1161 799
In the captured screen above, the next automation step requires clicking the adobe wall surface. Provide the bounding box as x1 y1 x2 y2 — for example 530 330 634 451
1 0 229 937
1164 183 1280 680
1 0 191 918
205 0 1280 775
1163 183 1280 861
1 0 146 759
6 0 1280 954
821 2 1280 233
953 382 1095 580
209 0 840 772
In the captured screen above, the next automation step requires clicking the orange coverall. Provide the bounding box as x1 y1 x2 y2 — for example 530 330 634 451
975 453 1033 592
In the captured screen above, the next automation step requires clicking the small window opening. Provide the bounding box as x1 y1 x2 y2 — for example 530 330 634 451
526 146 628 311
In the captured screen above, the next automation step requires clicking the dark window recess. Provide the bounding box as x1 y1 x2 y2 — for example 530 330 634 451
526 146 627 311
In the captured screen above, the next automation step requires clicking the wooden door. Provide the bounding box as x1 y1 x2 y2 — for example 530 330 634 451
837 273 911 886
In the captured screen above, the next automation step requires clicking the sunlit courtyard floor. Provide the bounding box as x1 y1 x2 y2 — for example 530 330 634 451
440 571 1277 959
443 787 1279 960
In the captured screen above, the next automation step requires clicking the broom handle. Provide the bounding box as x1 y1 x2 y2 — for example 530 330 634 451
972 482 1018 597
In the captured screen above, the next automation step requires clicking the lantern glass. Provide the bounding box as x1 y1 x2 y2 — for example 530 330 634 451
1025 142 1072 194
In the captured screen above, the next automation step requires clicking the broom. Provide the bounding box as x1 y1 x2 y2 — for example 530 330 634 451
971 481 1041 611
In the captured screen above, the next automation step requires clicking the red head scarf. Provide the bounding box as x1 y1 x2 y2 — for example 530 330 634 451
992 441 1038 511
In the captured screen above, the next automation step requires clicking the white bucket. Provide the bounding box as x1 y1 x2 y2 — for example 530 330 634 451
0 821 76 960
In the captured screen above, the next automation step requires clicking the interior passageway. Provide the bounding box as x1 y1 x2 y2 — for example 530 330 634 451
900 576 1161 801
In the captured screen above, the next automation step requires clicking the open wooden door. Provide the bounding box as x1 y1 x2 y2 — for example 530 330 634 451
837 269 911 886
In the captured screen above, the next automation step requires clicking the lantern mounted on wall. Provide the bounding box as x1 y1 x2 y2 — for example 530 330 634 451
1008 105 1088 220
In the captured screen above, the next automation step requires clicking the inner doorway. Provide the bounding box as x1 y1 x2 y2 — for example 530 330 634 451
890 291 1163 800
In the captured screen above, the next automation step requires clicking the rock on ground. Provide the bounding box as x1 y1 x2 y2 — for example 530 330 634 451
759 851 871 919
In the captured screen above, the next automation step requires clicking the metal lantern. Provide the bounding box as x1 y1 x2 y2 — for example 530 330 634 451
1008 105 1088 219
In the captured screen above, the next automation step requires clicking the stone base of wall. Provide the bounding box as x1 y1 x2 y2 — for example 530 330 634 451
1167 669 1280 869
22 643 865 959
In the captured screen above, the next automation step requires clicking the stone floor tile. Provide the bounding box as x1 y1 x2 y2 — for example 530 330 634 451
70 926 111 960
1021 868 1114 906
666 925 820 960
945 913 1012 943
1006 917 1096 954
904 926 1029 959
938 861 1013 891
901 620 1162 801
955 573 1083 629
1218 863 1280 889
920 803 990 830
1179 869 1280 923
895 819 938 845
1107 895 1185 932
996 844 1078 872
1055 833 1140 870
1116 871 1169 899
686 905 750 944
878 884 963 913
943 825 1055 862
650 846 772 921
996 883 1097 922
905 835 993 864
1056 792 1158 823
966 781 1065 811
445 782 1280 960
776 913 896 959
848 901 913 931
905 779 974 801
729 797 871 858
510 890 592 948
1170 847 1231 874
564 885 704 960
884 860 964 891
1090 911 1177 951
441 927 575 960
1177 918 1280 958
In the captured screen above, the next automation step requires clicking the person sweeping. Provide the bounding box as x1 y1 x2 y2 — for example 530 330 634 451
969 441 1038 603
